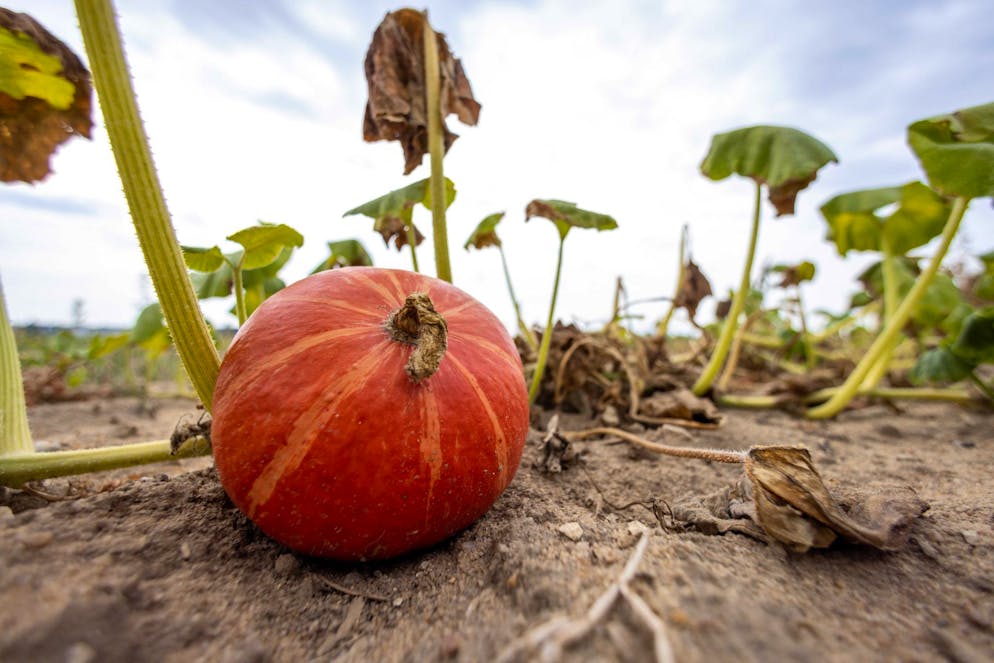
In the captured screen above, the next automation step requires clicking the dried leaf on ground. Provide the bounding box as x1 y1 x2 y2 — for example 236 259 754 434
744 446 928 552
638 389 723 426
0 9 92 183
362 9 480 174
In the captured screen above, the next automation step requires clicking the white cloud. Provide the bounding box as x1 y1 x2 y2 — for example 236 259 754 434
1 0 992 334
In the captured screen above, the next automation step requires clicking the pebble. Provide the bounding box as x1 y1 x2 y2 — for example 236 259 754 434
20 531 54 549
393 597 404 607
274 553 301 576
558 522 584 541
179 542 192 560
34 439 62 452
64 642 97 663
627 520 649 536
0 505 14 521
961 530 981 546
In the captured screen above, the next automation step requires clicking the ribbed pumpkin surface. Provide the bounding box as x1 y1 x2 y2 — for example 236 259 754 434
212 267 529 560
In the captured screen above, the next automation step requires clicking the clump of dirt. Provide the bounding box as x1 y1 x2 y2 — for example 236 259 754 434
2 396 993 661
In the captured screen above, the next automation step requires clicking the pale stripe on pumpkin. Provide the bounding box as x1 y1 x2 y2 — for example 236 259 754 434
447 354 512 488
244 348 393 516
222 326 379 398
269 295 386 321
348 268 403 307
418 387 443 527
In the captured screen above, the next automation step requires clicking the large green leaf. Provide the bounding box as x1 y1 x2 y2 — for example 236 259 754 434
311 240 374 273
700 125 838 215
0 25 74 108
907 102 994 200
227 222 304 271
464 212 505 250
820 182 950 256
525 199 618 240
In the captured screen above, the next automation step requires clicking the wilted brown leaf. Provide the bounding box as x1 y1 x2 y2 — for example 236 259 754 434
767 173 817 216
0 9 92 183
744 445 927 552
362 9 480 175
673 260 712 321
373 215 425 251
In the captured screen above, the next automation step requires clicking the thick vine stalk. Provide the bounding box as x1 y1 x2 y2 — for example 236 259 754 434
0 275 33 456
75 0 220 409
422 13 452 283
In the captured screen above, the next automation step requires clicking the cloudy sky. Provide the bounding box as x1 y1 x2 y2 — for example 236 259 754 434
3 0 993 334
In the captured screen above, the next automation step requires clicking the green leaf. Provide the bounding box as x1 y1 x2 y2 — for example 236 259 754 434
882 182 952 255
181 245 227 272
700 125 837 216
131 303 166 344
0 25 75 109
345 177 456 220
950 307 994 365
464 212 505 250
243 246 294 285
422 177 457 212
911 272 962 330
525 199 618 240
227 222 304 271
311 239 373 273
190 265 234 299
849 291 874 308
87 331 130 360
907 102 994 199
909 346 973 384
240 277 287 318
974 273 994 301
820 182 950 256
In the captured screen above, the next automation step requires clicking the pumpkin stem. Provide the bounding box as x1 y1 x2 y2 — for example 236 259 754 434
386 293 448 383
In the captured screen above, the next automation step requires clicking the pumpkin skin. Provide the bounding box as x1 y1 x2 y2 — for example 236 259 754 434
211 267 529 560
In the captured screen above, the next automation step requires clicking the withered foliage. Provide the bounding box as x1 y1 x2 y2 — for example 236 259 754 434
767 173 817 216
374 216 425 251
531 324 713 427
362 9 480 174
673 446 927 552
673 259 712 322
0 9 92 183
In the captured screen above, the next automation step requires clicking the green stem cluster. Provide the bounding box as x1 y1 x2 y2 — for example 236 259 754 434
807 196 970 418
528 237 566 403
692 181 763 395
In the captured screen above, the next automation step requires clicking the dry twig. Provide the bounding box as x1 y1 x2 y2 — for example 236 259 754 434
496 532 675 663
